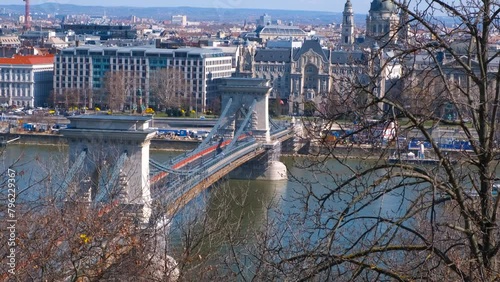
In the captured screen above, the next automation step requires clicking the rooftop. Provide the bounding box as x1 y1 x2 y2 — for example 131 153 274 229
61 45 229 58
0 55 55 65
293 39 329 62
255 48 292 62
255 24 307 36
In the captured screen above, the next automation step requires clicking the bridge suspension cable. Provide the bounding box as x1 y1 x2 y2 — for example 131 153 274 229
61 149 87 192
269 117 281 131
192 97 233 155
163 97 241 172
225 99 256 152
95 152 128 203
149 158 202 175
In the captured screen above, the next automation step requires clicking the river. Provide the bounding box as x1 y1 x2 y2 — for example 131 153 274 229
0 143 417 279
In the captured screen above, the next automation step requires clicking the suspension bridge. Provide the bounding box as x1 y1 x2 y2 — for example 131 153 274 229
60 78 298 225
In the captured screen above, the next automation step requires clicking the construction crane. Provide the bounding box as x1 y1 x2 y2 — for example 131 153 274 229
23 0 30 31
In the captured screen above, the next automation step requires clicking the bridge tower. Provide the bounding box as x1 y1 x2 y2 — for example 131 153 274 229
218 77 271 142
219 78 287 180
61 115 157 225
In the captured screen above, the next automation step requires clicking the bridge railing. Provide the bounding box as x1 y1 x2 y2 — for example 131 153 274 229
153 138 261 206
159 132 255 172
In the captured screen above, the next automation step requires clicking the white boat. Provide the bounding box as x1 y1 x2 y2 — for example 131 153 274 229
388 151 442 165
466 183 499 197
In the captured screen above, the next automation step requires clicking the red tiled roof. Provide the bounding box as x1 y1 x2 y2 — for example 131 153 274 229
0 54 55 65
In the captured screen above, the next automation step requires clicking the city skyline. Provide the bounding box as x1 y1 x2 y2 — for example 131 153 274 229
1 0 374 13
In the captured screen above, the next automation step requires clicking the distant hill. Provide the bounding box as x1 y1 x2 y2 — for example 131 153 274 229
0 3 454 27
0 3 364 25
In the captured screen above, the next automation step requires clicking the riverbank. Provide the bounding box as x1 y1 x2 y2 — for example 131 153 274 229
2 132 467 161
0 132 201 151
0 132 383 158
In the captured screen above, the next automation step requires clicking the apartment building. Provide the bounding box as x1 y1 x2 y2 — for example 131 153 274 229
0 55 54 108
171 15 187 26
53 46 233 111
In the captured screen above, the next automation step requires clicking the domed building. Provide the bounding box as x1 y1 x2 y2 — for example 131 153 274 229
366 0 400 45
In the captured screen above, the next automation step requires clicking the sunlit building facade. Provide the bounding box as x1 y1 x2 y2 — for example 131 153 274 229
54 46 233 111
0 55 54 107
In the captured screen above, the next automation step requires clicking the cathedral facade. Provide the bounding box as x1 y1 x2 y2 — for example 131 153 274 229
234 0 404 116
237 40 369 115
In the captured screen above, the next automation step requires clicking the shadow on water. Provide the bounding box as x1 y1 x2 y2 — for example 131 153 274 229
167 178 289 260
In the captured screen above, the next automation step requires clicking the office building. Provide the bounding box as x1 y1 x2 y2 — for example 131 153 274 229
53 46 233 111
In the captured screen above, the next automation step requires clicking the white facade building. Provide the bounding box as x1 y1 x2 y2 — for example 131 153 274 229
171 15 187 26
0 55 54 107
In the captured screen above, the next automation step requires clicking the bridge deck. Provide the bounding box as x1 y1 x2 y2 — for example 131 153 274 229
164 146 266 217
149 122 294 218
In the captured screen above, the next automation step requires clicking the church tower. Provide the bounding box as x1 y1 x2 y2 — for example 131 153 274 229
398 0 409 44
341 0 355 46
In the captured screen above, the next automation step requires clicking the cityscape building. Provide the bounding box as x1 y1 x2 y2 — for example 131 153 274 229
0 0 489 119
0 36 21 58
258 14 272 26
61 24 138 40
171 15 187 27
254 24 308 42
239 39 381 115
53 46 233 111
0 54 54 107
341 0 355 46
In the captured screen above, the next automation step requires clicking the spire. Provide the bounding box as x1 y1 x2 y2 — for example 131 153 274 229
341 0 355 46
398 0 409 44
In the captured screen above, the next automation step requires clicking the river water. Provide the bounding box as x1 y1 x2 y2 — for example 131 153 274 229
1 144 413 278
1 144 393 217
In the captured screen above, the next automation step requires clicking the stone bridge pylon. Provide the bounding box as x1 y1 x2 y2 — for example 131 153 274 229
61 116 156 225
218 78 287 180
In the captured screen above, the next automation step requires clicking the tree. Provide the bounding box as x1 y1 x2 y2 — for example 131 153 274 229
246 0 500 281
0 143 183 281
104 71 128 112
50 88 80 110
149 67 188 111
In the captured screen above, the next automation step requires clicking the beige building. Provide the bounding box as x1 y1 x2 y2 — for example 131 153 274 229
171 15 187 26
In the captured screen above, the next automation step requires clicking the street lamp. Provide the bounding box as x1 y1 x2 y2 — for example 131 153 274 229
194 92 198 118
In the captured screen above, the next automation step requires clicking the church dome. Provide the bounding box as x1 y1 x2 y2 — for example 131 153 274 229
370 0 396 13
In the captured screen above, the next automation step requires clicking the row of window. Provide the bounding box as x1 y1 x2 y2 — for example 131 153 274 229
255 65 290 72
0 75 31 82
206 59 231 66
55 77 90 82
0 86 31 97
57 57 91 63
2 100 31 107
58 56 224 67
56 64 228 74
207 66 232 72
